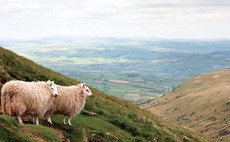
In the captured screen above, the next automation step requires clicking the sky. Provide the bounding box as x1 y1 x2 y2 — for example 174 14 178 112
0 0 230 39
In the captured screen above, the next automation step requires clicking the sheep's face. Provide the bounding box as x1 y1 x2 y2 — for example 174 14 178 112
83 84 93 97
50 81 58 97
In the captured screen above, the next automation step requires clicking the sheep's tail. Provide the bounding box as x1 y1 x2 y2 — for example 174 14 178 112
1 91 12 116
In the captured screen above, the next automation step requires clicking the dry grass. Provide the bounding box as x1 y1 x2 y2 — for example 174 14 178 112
141 70 230 142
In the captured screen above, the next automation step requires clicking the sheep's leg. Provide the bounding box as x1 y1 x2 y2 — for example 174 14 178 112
67 117 72 126
35 117 39 125
47 117 53 124
44 114 52 124
31 116 36 124
63 116 66 124
17 104 26 125
17 116 23 125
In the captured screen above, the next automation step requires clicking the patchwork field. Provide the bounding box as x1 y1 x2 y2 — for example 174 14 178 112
80 73 173 104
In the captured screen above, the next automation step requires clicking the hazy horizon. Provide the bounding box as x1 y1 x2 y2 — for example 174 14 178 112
1 35 230 41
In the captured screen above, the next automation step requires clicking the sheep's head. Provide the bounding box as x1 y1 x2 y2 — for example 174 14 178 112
78 83 93 97
49 81 58 97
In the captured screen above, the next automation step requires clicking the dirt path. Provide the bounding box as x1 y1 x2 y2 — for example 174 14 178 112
22 124 68 142
53 128 66 142
31 134 47 142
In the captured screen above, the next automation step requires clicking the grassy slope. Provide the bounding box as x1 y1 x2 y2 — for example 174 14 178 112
141 70 230 142
0 47 210 142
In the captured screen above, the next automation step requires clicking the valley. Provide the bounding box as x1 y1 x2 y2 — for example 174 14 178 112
2 37 230 104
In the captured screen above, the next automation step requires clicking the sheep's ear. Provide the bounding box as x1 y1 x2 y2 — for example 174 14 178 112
49 81 54 86
83 83 86 88
47 80 51 84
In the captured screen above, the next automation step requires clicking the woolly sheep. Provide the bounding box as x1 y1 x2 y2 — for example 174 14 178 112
1 80 58 125
44 83 93 126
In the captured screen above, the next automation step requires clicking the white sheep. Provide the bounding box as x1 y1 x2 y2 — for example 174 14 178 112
44 83 93 126
1 80 58 125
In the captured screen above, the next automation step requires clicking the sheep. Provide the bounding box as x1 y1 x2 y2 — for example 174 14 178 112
44 83 93 126
1 80 58 125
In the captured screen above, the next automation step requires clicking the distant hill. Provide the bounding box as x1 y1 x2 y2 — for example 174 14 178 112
0 47 210 141
141 70 230 142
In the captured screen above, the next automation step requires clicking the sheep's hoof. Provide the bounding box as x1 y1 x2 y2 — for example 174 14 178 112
47 120 53 124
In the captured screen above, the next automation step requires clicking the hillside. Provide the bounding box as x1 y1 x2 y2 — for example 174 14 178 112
141 70 230 142
0 47 212 141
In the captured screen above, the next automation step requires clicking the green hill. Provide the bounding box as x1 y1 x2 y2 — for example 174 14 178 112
141 70 230 142
0 47 210 142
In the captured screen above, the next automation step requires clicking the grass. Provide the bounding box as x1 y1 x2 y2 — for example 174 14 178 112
0 47 211 142
0 115 34 142
0 115 63 142
25 124 61 141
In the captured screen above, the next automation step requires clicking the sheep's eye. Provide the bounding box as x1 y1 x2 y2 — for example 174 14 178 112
51 87 54 90
86 90 89 92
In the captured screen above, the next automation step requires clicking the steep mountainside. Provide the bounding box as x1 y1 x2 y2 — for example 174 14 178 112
141 70 230 142
0 47 211 141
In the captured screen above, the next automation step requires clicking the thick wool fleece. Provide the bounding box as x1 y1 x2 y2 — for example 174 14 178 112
1 80 55 117
45 83 87 118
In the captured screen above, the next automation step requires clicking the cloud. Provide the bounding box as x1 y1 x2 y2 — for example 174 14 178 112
0 0 229 39
1 0 229 21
